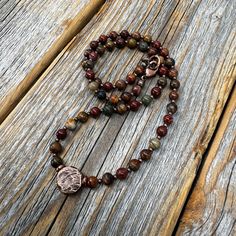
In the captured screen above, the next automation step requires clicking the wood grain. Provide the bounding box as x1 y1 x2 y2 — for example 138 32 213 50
0 0 105 124
0 0 235 235
176 86 236 235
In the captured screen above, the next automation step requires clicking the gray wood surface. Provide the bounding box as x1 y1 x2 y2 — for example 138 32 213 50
177 87 236 235
0 0 235 235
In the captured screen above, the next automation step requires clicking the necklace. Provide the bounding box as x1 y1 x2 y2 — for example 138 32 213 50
49 30 180 194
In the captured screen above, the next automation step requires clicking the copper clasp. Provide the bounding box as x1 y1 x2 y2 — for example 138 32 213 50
145 55 161 78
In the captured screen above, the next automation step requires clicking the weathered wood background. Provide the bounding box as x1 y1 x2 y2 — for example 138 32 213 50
0 0 235 235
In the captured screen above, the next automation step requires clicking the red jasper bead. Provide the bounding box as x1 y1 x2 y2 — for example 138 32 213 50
121 92 132 103
85 69 95 80
148 47 158 56
160 48 169 57
116 168 129 180
163 114 173 125
109 31 118 40
99 34 108 44
132 85 142 96
151 87 162 98
56 128 67 140
158 66 168 76
90 107 101 118
116 37 126 48
120 30 130 39
90 40 99 50
169 91 179 101
129 100 141 111
126 73 136 84
88 51 98 61
168 68 178 79
103 82 114 92
156 125 168 137
151 40 161 49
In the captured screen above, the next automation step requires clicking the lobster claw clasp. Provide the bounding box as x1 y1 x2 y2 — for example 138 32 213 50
145 55 161 78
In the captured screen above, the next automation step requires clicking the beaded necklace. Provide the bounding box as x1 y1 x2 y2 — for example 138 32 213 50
49 30 180 194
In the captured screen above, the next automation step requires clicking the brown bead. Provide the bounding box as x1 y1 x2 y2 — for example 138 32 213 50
169 91 179 100
163 114 173 125
148 47 158 56
143 34 152 43
96 45 105 55
77 111 89 123
129 100 141 111
157 77 167 88
56 128 67 140
134 65 145 76
50 141 63 154
160 48 169 57
120 30 130 39
85 69 95 80
158 66 168 76
126 73 136 84
132 85 142 96
165 58 175 68
84 48 92 58
116 37 126 48
115 80 127 90
65 118 77 130
51 156 63 168
109 31 118 40
128 159 141 171
140 149 153 161
88 51 98 61
87 176 98 188
110 95 119 105
151 40 162 49
117 103 128 114
121 92 132 103
170 79 180 89
168 68 178 79
131 32 141 41
103 82 114 92
90 40 99 50
90 107 101 118
167 102 178 114
116 168 129 180
156 125 168 137
99 34 108 44
151 86 162 98
102 173 115 185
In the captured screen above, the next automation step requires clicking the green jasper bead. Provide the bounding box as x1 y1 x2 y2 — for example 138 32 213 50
127 38 137 49
138 41 149 52
141 95 153 106
102 104 114 116
149 138 161 150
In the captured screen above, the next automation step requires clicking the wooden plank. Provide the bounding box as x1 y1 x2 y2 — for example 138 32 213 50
0 0 235 235
0 0 105 124
176 86 236 235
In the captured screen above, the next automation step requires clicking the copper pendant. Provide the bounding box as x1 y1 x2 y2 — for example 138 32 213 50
56 166 83 194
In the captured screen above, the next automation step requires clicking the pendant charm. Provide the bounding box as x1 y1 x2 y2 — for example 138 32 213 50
145 55 161 78
56 166 83 194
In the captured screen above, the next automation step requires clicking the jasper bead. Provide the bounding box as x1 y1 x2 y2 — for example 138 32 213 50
115 80 127 90
84 49 92 58
170 79 180 89
102 173 115 185
82 60 94 70
149 138 160 150
85 69 95 80
163 114 173 125
110 95 120 105
87 176 98 188
117 103 128 114
116 168 129 180
148 47 158 56
121 92 132 103
120 30 130 39
89 51 98 61
128 159 141 171
56 129 67 140
65 118 77 130
140 149 153 161
158 66 168 76
165 58 175 67
138 41 149 52
90 107 101 118
126 73 136 84
143 34 152 43
157 77 167 87
141 94 153 106
160 48 169 57
51 156 63 168
77 111 89 123
50 141 63 154
97 90 107 100
127 38 137 49
132 32 141 41
167 102 178 114
129 100 141 111
168 68 178 79
90 40 99 50
96 45 105 55
116 37 126 48
169 91 179 100
132 85 142 96
156 125 168 137
99 34 108 44
106 40 115 51
134 65 145 76
109 31 118 40
151 87 161 98
103 82 114 92
103 104 114 116
88 81 99 91
151 40 161 49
